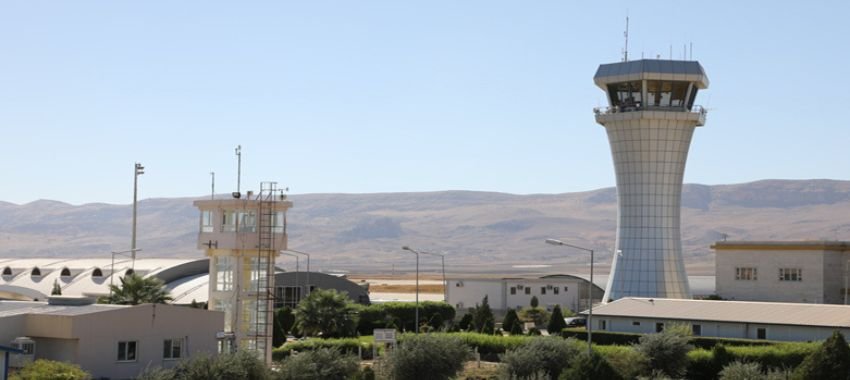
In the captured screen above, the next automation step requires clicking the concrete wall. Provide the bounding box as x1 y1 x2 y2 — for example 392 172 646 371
447 280 504 311
447 279 588 313
716 249 826 303
596 315 850 342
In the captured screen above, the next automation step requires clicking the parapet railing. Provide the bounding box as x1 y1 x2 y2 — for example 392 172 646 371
593 104 706 115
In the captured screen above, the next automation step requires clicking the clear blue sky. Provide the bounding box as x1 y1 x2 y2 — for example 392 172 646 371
2 1 848 205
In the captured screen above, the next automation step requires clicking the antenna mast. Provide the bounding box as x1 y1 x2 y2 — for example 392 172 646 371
623 16 629 62
235 145 242 194
210 171 215 200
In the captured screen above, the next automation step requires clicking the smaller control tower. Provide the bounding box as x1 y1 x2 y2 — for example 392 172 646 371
194 182 292 364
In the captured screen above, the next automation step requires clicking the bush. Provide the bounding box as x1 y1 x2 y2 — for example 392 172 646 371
560 351 623 380
275 348 359 380
139 350 270 380
502 308 520 335
501 337 582 379
380 334 472 380
399 332 529 362
519 307 550 327
792 331 850 380
10 359 91 380
547 305 567 334
599 345 649 380
272 336 373 361
356 302 455 334
634 329 693 378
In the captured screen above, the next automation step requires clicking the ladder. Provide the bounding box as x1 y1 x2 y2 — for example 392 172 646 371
253 181 278 362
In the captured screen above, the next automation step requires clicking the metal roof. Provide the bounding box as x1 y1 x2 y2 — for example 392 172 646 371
590 298 850 328
593 59 709 89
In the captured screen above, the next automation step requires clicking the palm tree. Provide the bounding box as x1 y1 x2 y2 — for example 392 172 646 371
293 289 358 338
101 273 173 305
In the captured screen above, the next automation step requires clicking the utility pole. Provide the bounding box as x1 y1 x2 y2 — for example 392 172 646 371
131 162 144 268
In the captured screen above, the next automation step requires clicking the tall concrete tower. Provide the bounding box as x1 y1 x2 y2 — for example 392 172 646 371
194 182 292 364
593 59 709 301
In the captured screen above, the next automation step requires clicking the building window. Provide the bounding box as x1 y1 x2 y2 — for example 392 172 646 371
757 328 767 340
564 286 568 292
117 341 138 362
779 268 803 282
656 323 665 333
525 287 531 295
60 268 71 277
31 267 41 277
238 211 257 232
163 338 183 360
692 324 702 336
213 299 233 332
222 211 237 232
215 256 234 291
276 286 302 309
632 321 641 326
599 320 607 330
201 210 214 232
272 212 285 233
510 287 516 295
553 287 560 295
540 287 547 295
92 268 104 278
2 267 11 276
735 267 758 281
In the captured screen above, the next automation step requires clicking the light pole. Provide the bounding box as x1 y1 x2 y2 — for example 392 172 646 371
285 249 311 296
210 171 215 200
131 163 144 268
110 248 142 299
402 246 420 333
546 238 594 355
845 260 849 305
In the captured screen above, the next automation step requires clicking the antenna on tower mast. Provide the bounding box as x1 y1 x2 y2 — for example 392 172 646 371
622 16 629 62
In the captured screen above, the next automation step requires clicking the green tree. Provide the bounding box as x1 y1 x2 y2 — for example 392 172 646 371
10 359 90 380
634 328 693 378
51 279 62 296
139 350 270 380
458 312 473 331
276 348 359 380
502 337 582 380
502 308 520 335
547 305 567 333
793 331 850 380
293 289 358 338
380 334 472 380
530 296 539 308
560 351 623 380
471 295 495 334
99 273 172 305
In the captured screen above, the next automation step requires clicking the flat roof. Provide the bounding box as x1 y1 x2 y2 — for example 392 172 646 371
591 298 850 329
0 300 127 318
712 241 850 251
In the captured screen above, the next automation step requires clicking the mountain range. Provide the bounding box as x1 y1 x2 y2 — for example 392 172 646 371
1 179 849 275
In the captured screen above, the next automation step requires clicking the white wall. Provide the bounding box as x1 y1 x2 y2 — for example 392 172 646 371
447 279 585 313
598 316 850 342
716 249 826 303
447 280 504 311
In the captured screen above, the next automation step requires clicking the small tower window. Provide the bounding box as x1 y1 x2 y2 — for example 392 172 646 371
92 268 104 278
2 267 11 276
31 267 42 277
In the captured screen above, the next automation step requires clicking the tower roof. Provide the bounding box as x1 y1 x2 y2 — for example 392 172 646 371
594 59 709 89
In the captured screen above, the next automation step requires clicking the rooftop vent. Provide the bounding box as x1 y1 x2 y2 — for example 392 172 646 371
48 296 96 306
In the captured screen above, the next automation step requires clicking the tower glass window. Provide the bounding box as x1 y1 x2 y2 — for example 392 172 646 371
608 81 643 110
201 210 214 232
222 211 237 232
779 268 802 282
238 211 257 233
215 256 234 291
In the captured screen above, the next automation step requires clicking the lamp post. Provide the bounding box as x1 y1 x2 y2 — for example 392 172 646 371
131 163 144 269
546 238 594 355
110 248 142 299
402 246 420 333
285 249 311 296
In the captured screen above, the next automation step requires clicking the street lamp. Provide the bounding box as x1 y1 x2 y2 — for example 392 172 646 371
546 238 594 355
110 249 142 299
131 163 144 269
401 246 420 333
285 249 311 296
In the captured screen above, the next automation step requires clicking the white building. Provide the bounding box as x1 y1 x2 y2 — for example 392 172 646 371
713 241 850 304
590 297 850 342
0 297 223 379
593 59 709 301
446 275 604 314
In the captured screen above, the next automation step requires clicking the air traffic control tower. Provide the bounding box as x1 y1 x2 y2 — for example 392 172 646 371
593 59 709 301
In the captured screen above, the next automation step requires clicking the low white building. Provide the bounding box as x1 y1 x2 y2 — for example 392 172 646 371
446 275 604 313
713 241 850 304
0 297 223 379
590 297 850 342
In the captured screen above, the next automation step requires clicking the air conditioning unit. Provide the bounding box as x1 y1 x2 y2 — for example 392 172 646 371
456 302 464 309
516 284 524 290
9 337 35 368
546 284 553 289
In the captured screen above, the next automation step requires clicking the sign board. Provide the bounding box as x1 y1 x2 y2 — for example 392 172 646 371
373 329 397 343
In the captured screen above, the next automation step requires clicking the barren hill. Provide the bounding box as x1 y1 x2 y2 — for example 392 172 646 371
1 179 848 275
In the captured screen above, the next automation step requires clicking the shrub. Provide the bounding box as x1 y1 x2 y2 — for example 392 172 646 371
380 334 472 380
719 361 764 380
272 336 373 361
139 350 270 380
356 301 455 334
10 359 90 380
599 345 649 380
501 337 582 379
471 296 496 334
519 307 550 327
458 312 473 331
275 348 359 380
530 296 539 308
503 308 520 335
792 331 850 380
560 351 623 380
634 329 693 378
547 305 567 334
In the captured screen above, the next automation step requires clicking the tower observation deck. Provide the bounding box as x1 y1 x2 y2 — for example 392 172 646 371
593 59 709 301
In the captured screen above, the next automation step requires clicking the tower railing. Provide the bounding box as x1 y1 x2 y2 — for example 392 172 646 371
593 104 706 115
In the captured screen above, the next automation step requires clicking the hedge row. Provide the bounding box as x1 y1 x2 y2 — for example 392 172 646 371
561 328 780 349
355 301 455 334
271 337 375 361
